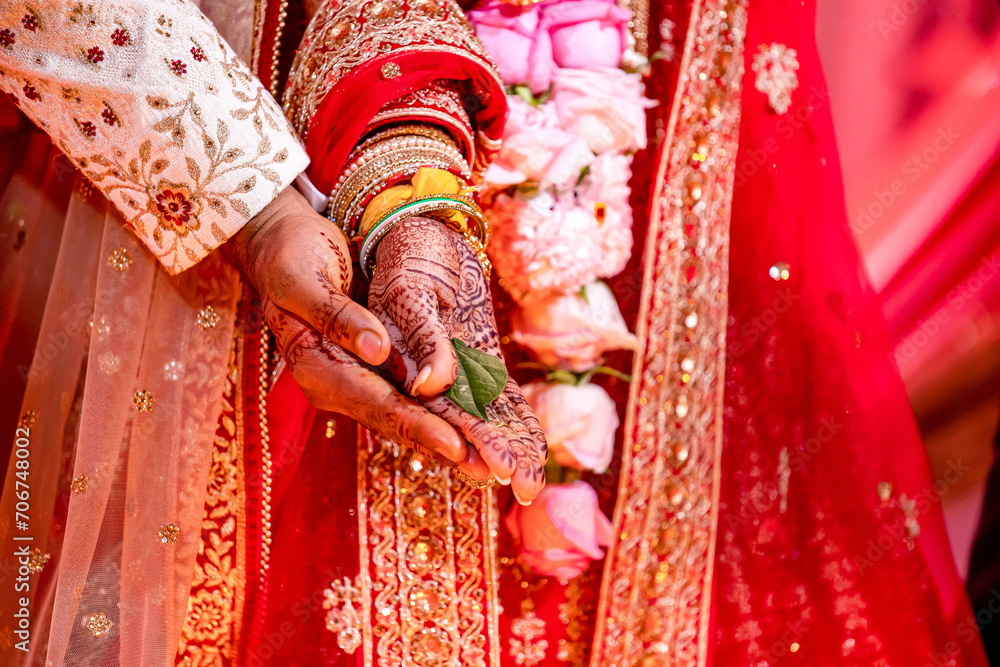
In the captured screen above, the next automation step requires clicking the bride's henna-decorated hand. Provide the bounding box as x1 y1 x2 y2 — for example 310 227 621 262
368 216 548 504
224 186 470 467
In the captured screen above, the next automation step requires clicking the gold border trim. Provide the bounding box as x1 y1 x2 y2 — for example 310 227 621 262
590 1 748 665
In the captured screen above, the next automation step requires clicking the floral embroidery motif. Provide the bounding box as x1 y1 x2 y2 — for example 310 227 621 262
752 43 799 115
101 102 118 126
75 118 96 138
21 12 39 32
150 181 198 234
510 612 548 666
0 0 308 273
323 576 364 654
111 27 129 46
176 347 243 667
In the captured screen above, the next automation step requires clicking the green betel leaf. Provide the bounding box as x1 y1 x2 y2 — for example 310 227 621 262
445 339 508 420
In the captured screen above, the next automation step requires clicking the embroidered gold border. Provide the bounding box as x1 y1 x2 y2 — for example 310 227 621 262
590 1 748 666
617 0 651 57
357 432 501 666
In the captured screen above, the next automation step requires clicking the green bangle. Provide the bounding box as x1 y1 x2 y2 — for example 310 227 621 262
359 194 488 279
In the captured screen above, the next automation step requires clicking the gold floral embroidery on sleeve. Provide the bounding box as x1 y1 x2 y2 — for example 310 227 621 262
0 0 309 274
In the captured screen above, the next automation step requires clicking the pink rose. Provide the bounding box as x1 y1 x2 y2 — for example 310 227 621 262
488 191 604 299
511 281 637 371
485 97 594 190
550 67 655 154
543 0 631 70
577 153 635 277
468 2 555 93
505 481 614 579
522 381 619 472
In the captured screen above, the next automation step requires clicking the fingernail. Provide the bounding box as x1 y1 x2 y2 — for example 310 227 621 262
513 490 531 506
498 476 511 486
411 365 433 396
416 420 464 463
356 330 383 364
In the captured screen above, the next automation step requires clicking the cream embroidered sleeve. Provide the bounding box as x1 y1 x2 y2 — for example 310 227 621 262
0 1 310 274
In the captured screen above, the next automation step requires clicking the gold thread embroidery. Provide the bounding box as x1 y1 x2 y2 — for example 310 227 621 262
157 523 180 544
324 576 364 654
358 433 500 666
508 563 549 667
590 1 748 666
176 341 244 667
283 0 501 141
751 43 799 115
87 612 113 638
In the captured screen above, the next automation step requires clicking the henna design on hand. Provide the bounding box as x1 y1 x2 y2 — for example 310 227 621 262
368 216 548 499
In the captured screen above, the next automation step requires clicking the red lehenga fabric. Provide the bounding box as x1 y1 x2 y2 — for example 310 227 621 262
710 1 983 663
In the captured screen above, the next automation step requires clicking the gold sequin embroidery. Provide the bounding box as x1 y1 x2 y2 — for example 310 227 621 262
157 523 180 544
133 389 154 412
751 43 799 115
87 612 113 637
109 247 132 271
26 548 51 574
70 474 90 495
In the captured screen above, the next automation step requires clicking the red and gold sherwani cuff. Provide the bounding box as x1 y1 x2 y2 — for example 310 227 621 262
0 0 310 274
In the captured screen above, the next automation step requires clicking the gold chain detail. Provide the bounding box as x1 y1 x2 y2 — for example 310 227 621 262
258 326 273 585
358 434 501 666
268 0 289 97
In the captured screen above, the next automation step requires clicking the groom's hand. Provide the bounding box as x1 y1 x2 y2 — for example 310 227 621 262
223 186 468 466
368 216 548 504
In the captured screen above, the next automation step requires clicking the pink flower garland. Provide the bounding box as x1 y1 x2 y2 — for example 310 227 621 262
471 0 653 579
